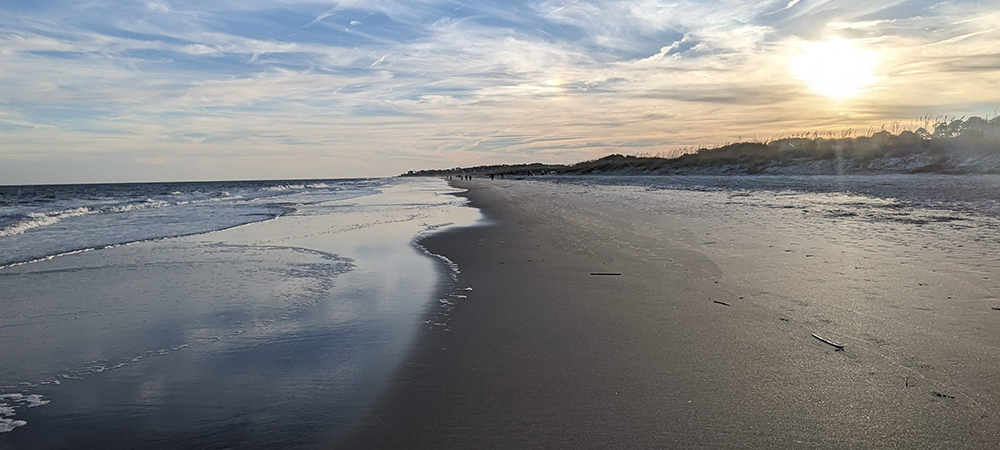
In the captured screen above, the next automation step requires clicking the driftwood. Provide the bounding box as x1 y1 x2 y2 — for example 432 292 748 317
812 333 845 351
589 272 622 276
712 300 731 306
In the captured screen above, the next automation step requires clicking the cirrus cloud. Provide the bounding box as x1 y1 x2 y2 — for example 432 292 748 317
0 0 998 183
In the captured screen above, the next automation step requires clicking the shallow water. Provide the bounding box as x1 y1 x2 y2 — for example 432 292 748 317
0 179 383 268
0 178 480 448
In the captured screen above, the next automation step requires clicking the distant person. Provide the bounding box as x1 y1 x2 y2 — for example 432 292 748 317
490 174 494 180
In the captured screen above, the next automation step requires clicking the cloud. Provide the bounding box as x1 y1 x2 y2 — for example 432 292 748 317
0 0 998 183
305 8 338 27
369 54 387 67
147 2 170 13
543 0 582 17
181 44 219 55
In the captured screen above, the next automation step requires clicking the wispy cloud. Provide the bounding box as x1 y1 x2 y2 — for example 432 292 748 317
544 0 581 17
0 0 998 183
146 2 170 13
369 54 387 67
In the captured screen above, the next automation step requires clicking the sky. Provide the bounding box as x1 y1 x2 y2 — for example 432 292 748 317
1 0 999 183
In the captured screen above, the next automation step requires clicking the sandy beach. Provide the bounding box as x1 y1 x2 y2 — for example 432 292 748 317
342 177 1000 449
0 179 480 449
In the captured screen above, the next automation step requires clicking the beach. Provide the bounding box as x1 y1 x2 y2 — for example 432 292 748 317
342 177 1000 449
6 175 1000 448
5 0 999 447
0 179 480 449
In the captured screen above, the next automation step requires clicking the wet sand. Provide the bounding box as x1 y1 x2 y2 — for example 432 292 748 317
0 179 479 449
341 178 1000 449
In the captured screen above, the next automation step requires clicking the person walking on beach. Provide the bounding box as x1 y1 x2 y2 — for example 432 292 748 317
490 174 494 180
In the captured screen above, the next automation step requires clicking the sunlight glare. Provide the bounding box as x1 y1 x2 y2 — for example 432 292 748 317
789 38 878 100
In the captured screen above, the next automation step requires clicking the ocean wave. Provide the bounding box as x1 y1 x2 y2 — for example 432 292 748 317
0 199 177 238
0 205 292 270
0 180 376 269
260 183 338 191
0 207 92 238
261 184 306 191
105 199 172 213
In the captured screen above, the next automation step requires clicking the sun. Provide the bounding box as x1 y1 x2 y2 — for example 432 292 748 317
789 38 878 100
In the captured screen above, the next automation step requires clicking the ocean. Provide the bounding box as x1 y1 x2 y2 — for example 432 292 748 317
0 177 480 448
0 179 385 268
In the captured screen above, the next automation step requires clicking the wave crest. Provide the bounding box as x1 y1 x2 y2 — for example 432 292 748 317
0 199 176 238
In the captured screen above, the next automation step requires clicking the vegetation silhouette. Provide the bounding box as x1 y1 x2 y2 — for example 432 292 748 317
404 116 1000 176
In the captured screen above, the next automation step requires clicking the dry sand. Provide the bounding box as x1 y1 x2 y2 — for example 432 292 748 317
339 178 1000 449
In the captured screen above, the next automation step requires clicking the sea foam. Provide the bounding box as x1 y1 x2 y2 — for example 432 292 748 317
0 393 50 433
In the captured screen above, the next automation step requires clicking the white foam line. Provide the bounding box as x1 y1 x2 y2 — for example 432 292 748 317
412 239 475 333
0 247 98 270
0 196 216 239
0 208 90 238
412 241 461 282
0 210 292 272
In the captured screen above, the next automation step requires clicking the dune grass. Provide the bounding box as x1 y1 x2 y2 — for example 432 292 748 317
403 116 1000 176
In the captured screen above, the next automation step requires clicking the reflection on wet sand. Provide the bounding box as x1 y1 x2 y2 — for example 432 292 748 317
0 179 480 449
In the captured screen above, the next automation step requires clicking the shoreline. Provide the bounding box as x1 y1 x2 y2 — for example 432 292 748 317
0 179 478 448
339 178 1000 448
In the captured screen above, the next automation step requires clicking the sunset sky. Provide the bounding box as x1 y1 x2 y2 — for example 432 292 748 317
2 0 999 183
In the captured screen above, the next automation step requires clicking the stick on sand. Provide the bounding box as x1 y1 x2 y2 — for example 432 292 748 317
812 333 845 351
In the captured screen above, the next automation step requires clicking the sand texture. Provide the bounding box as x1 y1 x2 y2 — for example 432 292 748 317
342 178 1000 449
